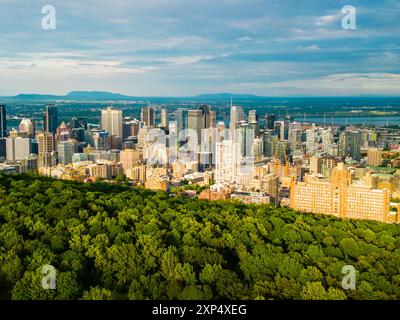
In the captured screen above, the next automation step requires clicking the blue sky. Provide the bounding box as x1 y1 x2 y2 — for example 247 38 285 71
0 0 399 96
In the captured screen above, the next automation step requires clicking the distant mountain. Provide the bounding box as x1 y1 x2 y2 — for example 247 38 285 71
13 94 61 100
7 91 137 101
65 91 135 100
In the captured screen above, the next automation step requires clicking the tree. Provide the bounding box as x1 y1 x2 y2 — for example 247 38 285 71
81 287 112 300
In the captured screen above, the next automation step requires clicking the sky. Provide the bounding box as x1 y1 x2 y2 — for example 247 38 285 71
0 0 399 96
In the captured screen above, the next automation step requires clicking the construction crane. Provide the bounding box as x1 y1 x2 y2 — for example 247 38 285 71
274 142 289 176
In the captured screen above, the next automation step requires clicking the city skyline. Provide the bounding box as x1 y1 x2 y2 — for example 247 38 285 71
0 0 399 97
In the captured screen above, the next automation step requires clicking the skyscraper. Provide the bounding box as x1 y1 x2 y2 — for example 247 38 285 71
57 140 76 165
229 106 244 129
215 140 241 184
45 104 58 134
37 132 55 153
265 113 276 130
187 109 204 145
0 105 7 138
263 129 278 157
248 110 258 123
19 118 35 137
160 109 169 129
101 107 123 139
367 148 383 166
175 108 188 136
6 137 32 161
141 106 155 127
199 104 211 129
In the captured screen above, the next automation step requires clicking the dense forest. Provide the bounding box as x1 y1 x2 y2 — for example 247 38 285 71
1 173 400 300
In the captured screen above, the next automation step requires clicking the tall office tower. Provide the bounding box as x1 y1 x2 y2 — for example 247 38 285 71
0 105 7 138
367 148 383 166
264 113 276 130
215 140 241 184
347 131 361 161
141 106 155 127
187 109 204 145
339 131 361 161
0 138 6 157
235 122 255 157
229 106 244 129
283 119 290 140
70 127 85 142
68 116 87 130
101 107 123 139
289 128 303 153
45 104 58 134
199 104 211 129
306 126 319 155
57 140 76 165
92 131 110 150
174 108 187 135
36 132 55 168
273 121 285 140
6 137 32 161
263 129 278 157
253 138 264 158
209 110 216 128
123 120 140 141
19 118 35 137
37 132 55 153
248 110 258 124
321 127 334 155
338 131 349 157
119 149 142 174
160 109 169 129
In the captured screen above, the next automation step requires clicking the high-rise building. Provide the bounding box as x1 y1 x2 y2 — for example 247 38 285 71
19 118 35 137
199 105 211 129
45 104 58 134
6 137 32 161
92 131 111 150
215 140 241 184
119 149 143 174
367 148 383 166
101 107 123 139
0 105 7 138
0 138 6 157
175 108 187 136
248 110 258 124
290 163 390 222
187 109 204 145
338 130 361 161
141 106 155 127
209 110 216 128
36 132 55 168
348 131 361 161
229 106 244 129
37 132 55 153
264 113 276 130
321 127 334 155
57 140 76 165
306 126 319 155
263 130 278 157
160 109 169 129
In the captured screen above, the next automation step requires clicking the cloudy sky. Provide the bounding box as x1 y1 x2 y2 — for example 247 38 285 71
0 0 399 96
